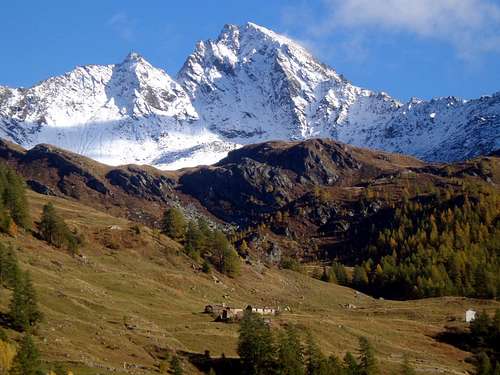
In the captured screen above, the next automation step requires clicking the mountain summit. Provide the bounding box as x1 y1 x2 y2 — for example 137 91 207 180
0 23 499 169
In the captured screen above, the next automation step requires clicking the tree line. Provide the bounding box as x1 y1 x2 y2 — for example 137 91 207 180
237 311 415 375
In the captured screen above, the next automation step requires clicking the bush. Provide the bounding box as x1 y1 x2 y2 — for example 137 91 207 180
280 258 303 273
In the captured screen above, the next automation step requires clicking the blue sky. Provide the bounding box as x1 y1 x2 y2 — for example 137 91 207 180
1 0 499 101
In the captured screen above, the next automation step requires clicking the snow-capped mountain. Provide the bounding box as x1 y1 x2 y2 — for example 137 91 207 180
0 22 499 169
0 52 235 168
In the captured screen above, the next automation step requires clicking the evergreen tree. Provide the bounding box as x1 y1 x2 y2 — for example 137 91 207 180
331 262 348 285
170 355 183 375
277 326 304 375
9 272 42 331
0 244 19 288
343 352 359 375
353 267 369 288
39 203 71 248
305 333 329 375
8 334 40 375
358 337 378 375
211 231 240 277
476 352 492 375
3 169 30 230
320 268 332 283
238 312 276 375
161 207 187 241
201 259 211 273
471 311 492 346
184 221 203 259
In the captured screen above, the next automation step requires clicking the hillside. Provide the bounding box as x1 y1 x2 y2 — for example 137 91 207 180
2 137 498 268
1 190 499 374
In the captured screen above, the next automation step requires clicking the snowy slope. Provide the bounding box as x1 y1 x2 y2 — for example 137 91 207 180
0 52 234 168
177 23 387 142
0 23 499 169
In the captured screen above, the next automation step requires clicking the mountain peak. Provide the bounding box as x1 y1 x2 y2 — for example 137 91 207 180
243 22 293 43
124 51 144 62
1 23 498 171
119 52 152 70
215 22 304 53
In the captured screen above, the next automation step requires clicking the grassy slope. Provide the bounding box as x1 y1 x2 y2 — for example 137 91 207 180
0 191 498 374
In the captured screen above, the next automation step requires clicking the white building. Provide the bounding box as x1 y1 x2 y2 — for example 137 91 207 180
465 309 476 323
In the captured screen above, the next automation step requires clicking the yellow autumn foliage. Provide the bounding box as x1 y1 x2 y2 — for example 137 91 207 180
0 340 16 375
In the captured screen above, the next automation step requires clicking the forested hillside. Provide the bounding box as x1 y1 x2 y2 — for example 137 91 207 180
333 184 500 299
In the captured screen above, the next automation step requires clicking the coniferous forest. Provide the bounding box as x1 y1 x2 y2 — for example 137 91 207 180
331 184 500 300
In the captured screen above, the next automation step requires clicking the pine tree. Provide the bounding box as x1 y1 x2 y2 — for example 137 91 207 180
222 246 241 277
476 352 492 375
9 272 42 331
8 334 40 375
277 326 304 375
161 207 187 241
331 262 348 285
343 352 359 375
471 310 492 346
184 221 203 259
170 355 183 375
39 203 70 248
353 266 369 288
305 333 329 375
358 337 378 375
3 168 30 230
201 259 211 273
0 245 19 288
238 312 275 375
211 231 240 277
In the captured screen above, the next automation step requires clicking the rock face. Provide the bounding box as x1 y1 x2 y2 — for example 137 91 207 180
0 139 179 224
179 138 423 223
0 23 499 169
